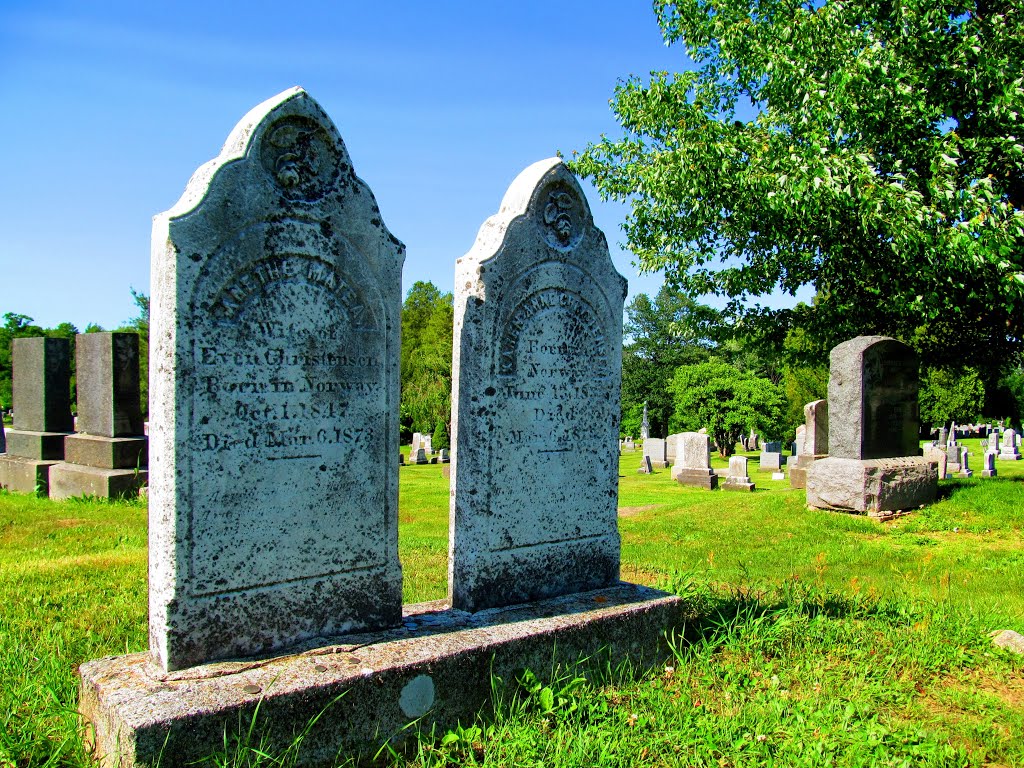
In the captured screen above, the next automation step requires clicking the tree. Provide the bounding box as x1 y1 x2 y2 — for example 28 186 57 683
400 281 454 442
919 366 986 427
572 0 1024 373
117 287 150 418
621 285 721 438
668 359 787 456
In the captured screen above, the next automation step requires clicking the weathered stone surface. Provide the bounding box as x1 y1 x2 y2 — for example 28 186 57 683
48 463 148 501
4 430 68 460
722 455 754 492
806 456 937 513
803 399 829 456
795 425 806 454
671 433 717 488
449 157 626 612
80 584 683 768
76 333 145 437
665 433 681 464
148 88 404 671
828 337 919 460
673 468 718 490
991 629 1024 654
999 429 1021 460
11 337 74 434
642 438 668 468
63 434 148 470
758 451 784 472
981 450 997 478
923 445 949 479
957 451 973 478
0 456 58 495
637 455 653 474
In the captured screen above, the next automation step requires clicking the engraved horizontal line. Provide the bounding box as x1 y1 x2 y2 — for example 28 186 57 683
268 454 321 461
189 562 387 598
537 448 572 454
492 533 612 553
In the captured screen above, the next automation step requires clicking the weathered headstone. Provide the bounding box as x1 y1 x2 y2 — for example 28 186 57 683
439 448 450 463
988 431 999 452
643 437 668 468
671 432 718 489
923 445 949 479
981 450 997 477
665 432 681 465
807 336 936 514
999 429 1021 460
448 157 627 611
0 337 74 494
791 400 830 489
145 87 405 671
722 455 754 492
937 426 948 447
748 430 759 451
414 447 428 464
49 333 149 500
759 440 785 472
957 450 973 478
637 454 653 474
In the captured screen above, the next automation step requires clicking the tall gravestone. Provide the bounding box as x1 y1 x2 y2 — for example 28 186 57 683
671 432 718 489
643 437 668 468
807 336 936 514
146 88 405 671
449 157 627 612
999 429 1021 460
49 333 149 499
0 337 74 494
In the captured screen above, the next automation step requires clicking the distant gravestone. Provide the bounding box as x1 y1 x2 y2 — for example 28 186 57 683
448 157 627 612
807 336 936 514
937 426 948 447
643 437 668 468
671 432 718 490
999 429 1021 461
988 431 999 452
414 448 428 464
981 450 997 478
147 88 405 671
637 455 653 474
957 450 973 478
0 337 74 494
665 433 681 465
49 333 149 500
923 445 949 479
722 455 754 492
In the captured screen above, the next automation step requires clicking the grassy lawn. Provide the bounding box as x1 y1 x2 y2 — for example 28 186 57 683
2 440 1022 766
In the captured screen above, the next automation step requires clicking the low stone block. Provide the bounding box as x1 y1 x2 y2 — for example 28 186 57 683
63 434 148 470
4 430 69 460
806 456 937 514
758 451 784 472
722 479 754 492
48 463 148 500
673 468 718 490
80 584 683 768
0 455 59 495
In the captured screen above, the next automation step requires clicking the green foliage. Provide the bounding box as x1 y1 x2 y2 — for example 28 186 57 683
919 367 986 427
117 288 150 419
572 0 1024 373
0 312 80 412
400 282 454 441
621 286 721 438
668 359 786 455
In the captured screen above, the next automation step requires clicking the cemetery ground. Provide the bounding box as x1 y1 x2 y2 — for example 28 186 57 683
2 442 1023 767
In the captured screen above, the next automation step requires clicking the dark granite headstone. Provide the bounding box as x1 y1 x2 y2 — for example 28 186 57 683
75 332 144 437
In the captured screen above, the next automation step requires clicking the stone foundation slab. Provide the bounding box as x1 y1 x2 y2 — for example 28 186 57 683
4 429 70 460
48 463 147 500
672 468 718 490
80 583 682 768
806 456 937 514
64 434 148 469
0 455 59 495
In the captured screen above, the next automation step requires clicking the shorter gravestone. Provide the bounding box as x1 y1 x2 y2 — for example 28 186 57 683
414 448 428 465
806 336 936 516
722 455 754 492
643 438 668 468
621 437 635 451
790 399 828 490
937 426 948 447
923 445 949 479
49 333 148 500
0 337 74 495
671 432 718 490
748 431 759 451
637 455 653 474
759 441 785 472
988 431 999 452
981 450 997 478
957 450 973 478
439 448 450 463
665 433 681 465
999 429 1021 460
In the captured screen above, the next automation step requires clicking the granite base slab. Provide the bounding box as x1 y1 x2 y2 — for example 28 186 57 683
672 468 718 490
79 583 683 768
4 429 70 460
722 480 755 492
806 456 937 514
48 463 147 500
0 455 60 495
64 434 148 469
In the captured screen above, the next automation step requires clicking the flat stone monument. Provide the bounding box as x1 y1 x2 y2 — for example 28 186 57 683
49 333 149 500
671 432 718 489
806 336 936 515
0 337 74 494
146 87 406 671
981 450 997 477
643 437 668 468
999 429 1021 460
722 455 754 492
448 157 627 611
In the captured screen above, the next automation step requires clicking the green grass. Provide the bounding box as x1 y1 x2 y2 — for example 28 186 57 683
1 443 1023 767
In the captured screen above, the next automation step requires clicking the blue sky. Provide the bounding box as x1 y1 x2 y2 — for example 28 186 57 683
1 1 806 331
0 1 691 329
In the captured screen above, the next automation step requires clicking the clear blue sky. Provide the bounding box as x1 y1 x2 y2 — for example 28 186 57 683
0 1 807 331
